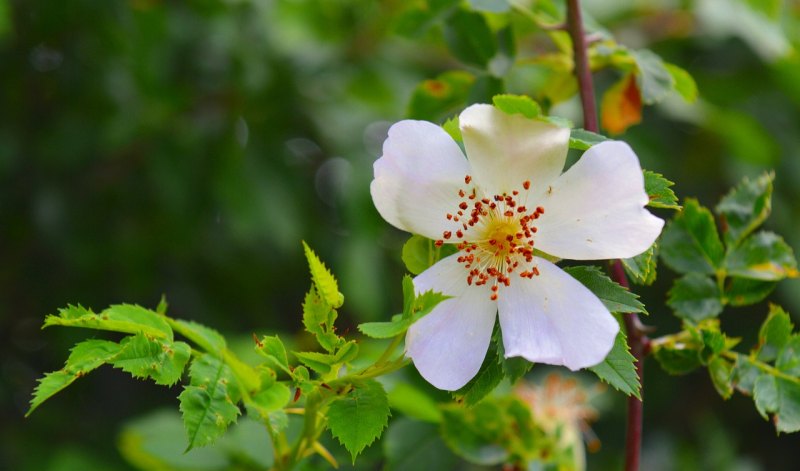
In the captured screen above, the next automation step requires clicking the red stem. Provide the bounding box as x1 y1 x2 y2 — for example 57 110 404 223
565 2 648 470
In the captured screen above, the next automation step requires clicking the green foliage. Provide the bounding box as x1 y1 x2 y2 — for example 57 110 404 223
302 241 344 308
589 328 641 399
568 128 608 150
408 71 475 122
327 380 391 462
171 320 227 353
111 334 191 386
563 265 647 314
622 243 658 285
632 49 676 105
453 341 504 407
492 94 541 118
44 304 173 340
178 354 242 451
443 9 497 69
726 231 798 281
383 418 458 471
359 275 449 339
401 234 457 276
716 172 774 246
255 335 290 374
644 170 680 210
661 198 725 275
667 273 724 322
387 383 443 424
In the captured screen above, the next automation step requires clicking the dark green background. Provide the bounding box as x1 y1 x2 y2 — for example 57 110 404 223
2 1 799 469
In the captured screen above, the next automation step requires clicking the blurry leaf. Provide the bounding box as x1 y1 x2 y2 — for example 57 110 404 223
757 305 795 363
660 198 725 275
393 0 460 38
468 75 505 103
384 418 458 471
696 0 790 61
334 340 359 364
708 109 779 165
664 63 698 103
716 172 774 247
667 273 724 323
709 356 734 399
111 334 191 386
327 379 391 462
444 9 497 69
496 337 532 386
563 265 646 314
27 340 121 416
453 341 504 407
302 241 344 308
726 231 798 281
753 369 800 433
622 243 658 286
408 71 475 122
401 235 457 275
440 401 510 465
601 73 642 135
468 0 511 13
255 335 290 373
360 277 449 339
726 278 777 307
44 304 173 340
388 383 443 423
589 329 641 399
442 116 462 142
644 170 680 210
179 354 241 450
631 49 675 105
732 354 762 395
0 0 9 37
654 344 703 375
569 128 608 151
172 319 226 353
492 94 541 118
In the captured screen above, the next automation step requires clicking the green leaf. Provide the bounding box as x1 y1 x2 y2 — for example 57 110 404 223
179 354 241 450
408 71 475 122
622 243 658 286
757 305 795 363
563 265 647 314
388 383 442 424
27 340 121 416
327 379 391 462
644 170 680 210
660 198 725 274
442 116 462 142
44 304 173 340
726 231 798 281
732 354 762 395
359 278 449 339
568 128 609 151
302 241 344 308
726 278 777 307
293 351 336 374
440 401 510 465
256 335 290 373
468 0 511 13
444 9 497 69
453 341 504 407
715 172 774 247
664 63 698 103
753 373 800 433
667 273 724 322
302 289 339 352
492 94 541 118
111 334 191 386
171 319 226 353
631 49 675 105
709 356 734 399
358 317 412 339
402 235 434 276
589 329 641 399
653 342 702 375
384 418 458 471
248 382 292 421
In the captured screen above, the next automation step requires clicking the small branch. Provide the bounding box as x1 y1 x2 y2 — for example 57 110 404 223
566 2 648 470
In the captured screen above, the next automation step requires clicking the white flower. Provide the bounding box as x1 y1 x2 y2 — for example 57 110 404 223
371 104 664 391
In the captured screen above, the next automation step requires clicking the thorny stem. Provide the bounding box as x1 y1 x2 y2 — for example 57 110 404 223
565 1 648 470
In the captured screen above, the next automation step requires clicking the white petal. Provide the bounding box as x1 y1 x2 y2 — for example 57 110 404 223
460 104 570 196
497 257 618 370
406 253 497 390
371 120 471 240
533 141 664 260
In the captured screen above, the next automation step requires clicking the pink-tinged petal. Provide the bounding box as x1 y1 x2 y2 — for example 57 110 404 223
406 253 497 391
533 141 664 260
497 257 618 370
371 120 471 240
460 104 570 196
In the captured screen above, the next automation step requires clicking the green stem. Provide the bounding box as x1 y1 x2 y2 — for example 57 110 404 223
722 351 800 385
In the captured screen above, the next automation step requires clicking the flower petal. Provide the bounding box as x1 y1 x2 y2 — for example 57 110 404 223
497 257 618 370
406 253 497 390
533 141 664 260
371 120 471 240
460 104 570 196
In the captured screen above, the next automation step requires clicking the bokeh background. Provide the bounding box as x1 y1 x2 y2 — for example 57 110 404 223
2 0 800 469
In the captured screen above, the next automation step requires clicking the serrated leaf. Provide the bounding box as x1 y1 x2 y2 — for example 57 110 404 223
302 241 343 308
753 374 800 433
568 128 609 150
726 231 798 281
256 335 290 373
709 357 734 399
726 278 777 307
302 289 338 352
111 334 191 386
632 49 675 105
179 354 241 450
622 243 658 285
644 170 680 210
27 339 121 416
443 9 497 69
171 319 226 353
492 94 541 118
43 304 173 340
563 265 646 314
716 172 774 247
408 71 475 122
667 273 724 323
589 329 641 399
664 62 698 103
327 379 391 461
757 305 795 363
660 198 725 275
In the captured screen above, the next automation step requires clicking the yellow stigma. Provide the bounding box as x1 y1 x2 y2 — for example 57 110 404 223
482 219 522 257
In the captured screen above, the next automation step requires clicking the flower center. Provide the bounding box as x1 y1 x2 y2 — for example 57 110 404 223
435 175 544 301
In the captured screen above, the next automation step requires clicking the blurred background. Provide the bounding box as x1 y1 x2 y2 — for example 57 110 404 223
2 0 800 469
